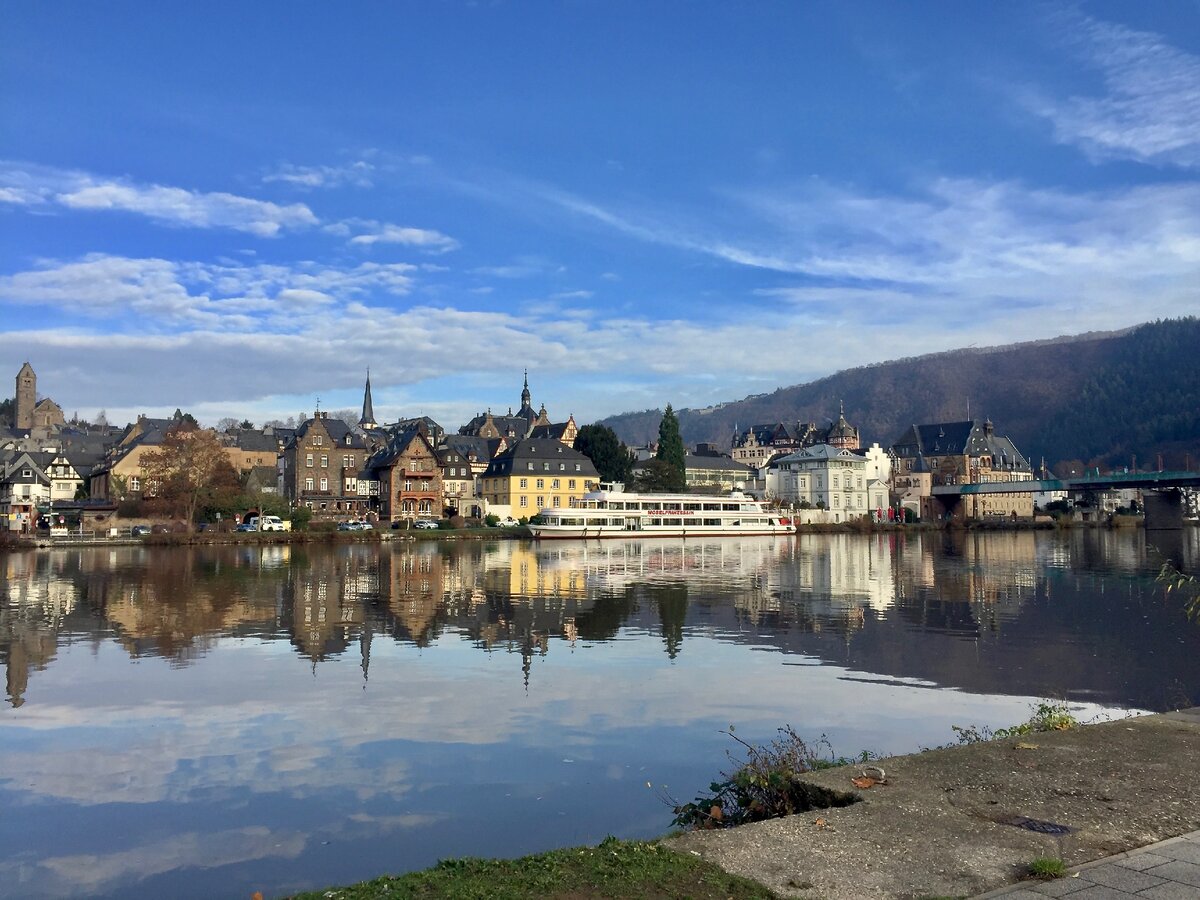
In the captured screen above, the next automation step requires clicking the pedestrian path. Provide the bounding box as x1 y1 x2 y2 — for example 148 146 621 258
977 830 1200 898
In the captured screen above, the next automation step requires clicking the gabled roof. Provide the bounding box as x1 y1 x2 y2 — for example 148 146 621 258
529 422 571 440
290 414 368 449
362 425 436 474
889 420 1030 471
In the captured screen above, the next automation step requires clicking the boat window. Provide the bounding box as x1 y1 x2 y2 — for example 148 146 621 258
722 503 738 510
704 518 721 526
703 503 720 510
685 518 701 526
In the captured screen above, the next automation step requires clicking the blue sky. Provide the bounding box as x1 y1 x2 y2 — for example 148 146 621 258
2 1 1199 429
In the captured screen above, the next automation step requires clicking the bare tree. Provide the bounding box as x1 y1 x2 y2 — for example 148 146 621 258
141 424 240 529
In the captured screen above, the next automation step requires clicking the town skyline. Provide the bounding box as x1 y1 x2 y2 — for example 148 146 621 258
4 3 1200 427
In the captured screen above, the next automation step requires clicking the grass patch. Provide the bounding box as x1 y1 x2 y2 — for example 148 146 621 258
284 836 776 899
1026 857 1067 880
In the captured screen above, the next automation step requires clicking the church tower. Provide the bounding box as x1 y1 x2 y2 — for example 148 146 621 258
517 369 536 423
15 362 35 430
358 370 377 429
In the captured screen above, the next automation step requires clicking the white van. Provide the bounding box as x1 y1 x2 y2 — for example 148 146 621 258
250 515 289 532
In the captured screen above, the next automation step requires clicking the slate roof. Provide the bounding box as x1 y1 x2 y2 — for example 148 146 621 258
290 415 368 450
681 454 753 473
772 443 864 466
889 420 1030 471
738 423 796 445
481 438 598 479
529 422 571 441
439 434 500 463
230 430 280 453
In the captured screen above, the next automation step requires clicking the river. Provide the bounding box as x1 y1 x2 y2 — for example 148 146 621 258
2 528 1198 898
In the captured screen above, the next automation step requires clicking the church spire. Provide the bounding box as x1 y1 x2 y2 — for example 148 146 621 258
359 369 377 429
518 369 535 421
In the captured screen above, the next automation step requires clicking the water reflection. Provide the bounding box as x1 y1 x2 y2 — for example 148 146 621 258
1 530 1198 898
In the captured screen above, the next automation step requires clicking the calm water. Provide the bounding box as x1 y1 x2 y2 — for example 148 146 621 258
2 529 1198 898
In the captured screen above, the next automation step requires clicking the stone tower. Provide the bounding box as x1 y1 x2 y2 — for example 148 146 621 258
15 362 35 430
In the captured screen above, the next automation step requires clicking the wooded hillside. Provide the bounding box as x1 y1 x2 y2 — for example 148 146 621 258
599 318 1200 469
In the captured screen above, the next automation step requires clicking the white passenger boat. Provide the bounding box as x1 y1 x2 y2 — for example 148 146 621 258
529 482 793 539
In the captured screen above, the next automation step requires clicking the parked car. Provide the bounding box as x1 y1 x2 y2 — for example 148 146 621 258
235 522 257 533
131 524 151 536
338 520 373 531
250 515 288 532
414 519 440 530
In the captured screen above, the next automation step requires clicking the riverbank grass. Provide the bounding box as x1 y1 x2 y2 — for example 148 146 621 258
285 836 775 899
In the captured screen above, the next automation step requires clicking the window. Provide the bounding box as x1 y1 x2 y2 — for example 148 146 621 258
536 478 544 489
520 496 528 507
575 463 581 472
421 479 431 491
305 477 314 491
536 496 544 508
569 479 576 489
552 478 560 488
129 476 140 491
543 462 550 471
559 463 565 471
404 479 413 491
519 478 528 488
306 454 314 467
528 462 534 471
320 476 328 491
314 435 322 446
345 435 352 445
321 455 328 467
552 496 561 506
344 455 352 468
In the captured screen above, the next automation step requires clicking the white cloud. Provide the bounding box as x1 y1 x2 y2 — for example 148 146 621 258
342 219 460 252
56 183 317 236
1026 12 1200 167
262 159 375 189
0 160 318 236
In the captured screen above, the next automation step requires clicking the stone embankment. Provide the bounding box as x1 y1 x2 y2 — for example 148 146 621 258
667 709 1200 899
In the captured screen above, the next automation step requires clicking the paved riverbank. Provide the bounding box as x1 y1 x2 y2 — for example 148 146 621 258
667 709 1200 899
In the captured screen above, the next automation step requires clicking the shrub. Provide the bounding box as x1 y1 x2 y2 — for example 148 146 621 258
952 701 1078 744
484 513 500 527
665 726 859 830
289 507 313 531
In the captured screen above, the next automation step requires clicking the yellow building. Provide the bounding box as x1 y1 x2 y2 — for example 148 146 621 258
479 438 599 518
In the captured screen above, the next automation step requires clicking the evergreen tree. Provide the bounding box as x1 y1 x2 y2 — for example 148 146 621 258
655 403 687 491
575 424 634 484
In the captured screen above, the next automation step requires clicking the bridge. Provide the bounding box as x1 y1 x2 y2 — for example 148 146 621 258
931 470 1200 530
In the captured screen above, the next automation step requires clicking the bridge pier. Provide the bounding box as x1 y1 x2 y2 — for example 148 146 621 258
1143 488 1186 531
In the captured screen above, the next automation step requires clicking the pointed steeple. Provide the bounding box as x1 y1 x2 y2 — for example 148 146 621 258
517 369 536 421
359 369 377 429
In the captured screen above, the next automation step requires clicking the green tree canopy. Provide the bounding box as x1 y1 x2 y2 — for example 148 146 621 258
654 403 686 491
635 457 679 492
575 424 634 484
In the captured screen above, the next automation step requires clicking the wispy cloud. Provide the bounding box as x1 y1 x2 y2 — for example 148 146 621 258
0 161 318 237
1025 11 1200 167
262 159 375 189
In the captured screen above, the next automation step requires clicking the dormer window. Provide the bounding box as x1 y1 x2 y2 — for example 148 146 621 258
345 435 352 445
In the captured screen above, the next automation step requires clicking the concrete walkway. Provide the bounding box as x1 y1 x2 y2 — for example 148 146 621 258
978 829 1200 898
667 708 1200 899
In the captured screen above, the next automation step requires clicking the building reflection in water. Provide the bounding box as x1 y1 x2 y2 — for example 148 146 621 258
2 528 1199 709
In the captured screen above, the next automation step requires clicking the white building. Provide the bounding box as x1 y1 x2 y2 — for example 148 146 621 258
768 444 871 523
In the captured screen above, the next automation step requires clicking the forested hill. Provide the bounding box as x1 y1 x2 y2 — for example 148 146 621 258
599 318 1200 469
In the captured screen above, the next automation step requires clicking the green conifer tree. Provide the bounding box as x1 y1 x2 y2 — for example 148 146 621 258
655 403 687 491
